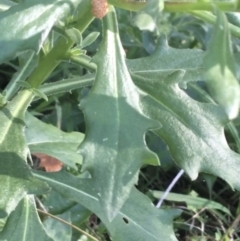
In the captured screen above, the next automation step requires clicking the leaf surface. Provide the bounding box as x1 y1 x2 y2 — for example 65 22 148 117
127 36 204 86
43 212 72 241
132 69 240 190
33 170 180 241
0 196 53 241
0 0 81 62
25 113 84 169
79 7 159 220
203 9 240 119
0 90 49 219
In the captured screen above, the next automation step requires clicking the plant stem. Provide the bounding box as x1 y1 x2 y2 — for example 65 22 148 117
5 52 35 101
66 54 97 72
164 1 237 12
38 74 95 99
27 0 94 89
191 10 240 38
220 212 240 241
37 209 100 241
108 0 145 11
108 0 240 38
108 0 239 12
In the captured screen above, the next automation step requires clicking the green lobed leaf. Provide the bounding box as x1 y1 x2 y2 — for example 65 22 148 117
33 170 180 241
203 9 240 120
78 6 159 220
0 90 49 219
0 196 54 241
132 70 240 191
25 113 84 169
127 36 204 87
0 0 82 63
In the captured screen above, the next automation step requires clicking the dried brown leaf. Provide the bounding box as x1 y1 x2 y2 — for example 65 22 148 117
33 153 63 172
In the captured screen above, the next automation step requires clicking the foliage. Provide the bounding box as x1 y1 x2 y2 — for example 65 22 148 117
1 0 240 240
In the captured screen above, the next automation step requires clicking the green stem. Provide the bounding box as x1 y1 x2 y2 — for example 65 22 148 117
191 10 240 38
5 52 35 101
109 1 240 38
27 0 93 89
108 0 145 11
109 0 239 12
65 54 97 72
164 1 237 12
38 74 95 99
37 209 100 241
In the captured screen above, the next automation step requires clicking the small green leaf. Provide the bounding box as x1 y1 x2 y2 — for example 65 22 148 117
69 46 84 56
32 88 48 101
65 27 82 46
16 81 32 89
132 13 156 31
0 196 54 241
52 21 66 37
82 32 100 48
203 9 240 119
